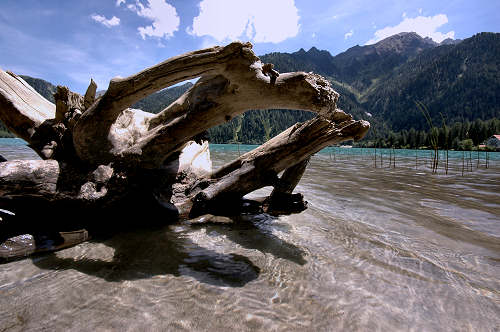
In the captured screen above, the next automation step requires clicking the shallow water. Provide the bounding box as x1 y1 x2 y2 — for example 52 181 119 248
1 140 499 331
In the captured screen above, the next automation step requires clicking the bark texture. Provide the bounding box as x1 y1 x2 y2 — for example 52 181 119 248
0 42 369 259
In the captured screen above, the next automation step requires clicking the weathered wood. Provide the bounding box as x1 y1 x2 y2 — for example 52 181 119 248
212 110 361 179
73 42 258 164
54 86 84 122
131 71 339 168
271 158 310 197
0 160 60 199
0 230 89 261
72 42 340 168
0 70 54 142
83 79 97 110
187 112 368 216
265 158 310 215
0 159 127 212
0 41 370 259
262 63 279 84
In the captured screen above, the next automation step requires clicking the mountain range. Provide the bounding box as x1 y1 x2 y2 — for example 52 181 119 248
260 32 499 133
1 32 499 146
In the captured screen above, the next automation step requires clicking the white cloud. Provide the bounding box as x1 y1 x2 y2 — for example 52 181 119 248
344 29 353 39
312 32 316 38
91 14 121 28
130 0 180 39
402 12 406 18
366 14 454 44
418 8 423 14
116 0 126 6
199 37 217 49
188 0 300 43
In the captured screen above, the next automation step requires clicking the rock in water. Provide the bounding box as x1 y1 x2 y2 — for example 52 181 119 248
186 214 234 225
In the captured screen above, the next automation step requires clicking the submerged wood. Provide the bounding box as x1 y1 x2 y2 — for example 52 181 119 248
0 42 369 259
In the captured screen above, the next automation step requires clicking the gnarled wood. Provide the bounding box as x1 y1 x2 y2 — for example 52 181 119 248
0 41 370 259
270 158 310 196
187 112 368 215
54 86 84 122
131 71 339 168
73 42 257 164
0 70 54 142
83 79 97 110
72 42 340 168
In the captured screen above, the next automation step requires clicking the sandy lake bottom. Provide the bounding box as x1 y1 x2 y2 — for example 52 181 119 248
0 141 499 331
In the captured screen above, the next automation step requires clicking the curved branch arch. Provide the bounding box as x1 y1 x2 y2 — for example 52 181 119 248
0 41 369 259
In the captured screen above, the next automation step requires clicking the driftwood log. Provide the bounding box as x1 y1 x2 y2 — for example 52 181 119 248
0 42 369 259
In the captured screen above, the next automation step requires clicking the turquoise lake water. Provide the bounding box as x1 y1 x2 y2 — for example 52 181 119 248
1 138 499 162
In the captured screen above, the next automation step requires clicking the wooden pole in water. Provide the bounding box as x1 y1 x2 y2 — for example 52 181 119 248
465 150 468 172
445 149 449 175
430 150 433 172
431 150 434 173
433 149 438 174
476 148 480 169
393 148 396 168
435 148 439 174
434 150 436 173
430 150 432 169
469 150 472 172
462 151 465 176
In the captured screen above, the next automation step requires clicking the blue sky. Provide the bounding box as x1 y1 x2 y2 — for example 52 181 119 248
1 0 498 94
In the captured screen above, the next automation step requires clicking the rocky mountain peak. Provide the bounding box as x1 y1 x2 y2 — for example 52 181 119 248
373 32 437 54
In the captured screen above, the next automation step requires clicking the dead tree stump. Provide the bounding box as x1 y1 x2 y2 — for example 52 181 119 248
0 42 369 258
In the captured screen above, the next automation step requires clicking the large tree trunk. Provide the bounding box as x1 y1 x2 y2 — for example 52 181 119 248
0 42 369 259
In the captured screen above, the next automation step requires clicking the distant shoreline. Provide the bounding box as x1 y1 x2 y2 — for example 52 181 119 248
1 138 499 157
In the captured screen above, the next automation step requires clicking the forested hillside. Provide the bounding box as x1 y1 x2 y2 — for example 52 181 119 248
261 32 500 147
363 32 500 131
131 82 193 114
2 32 499 146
